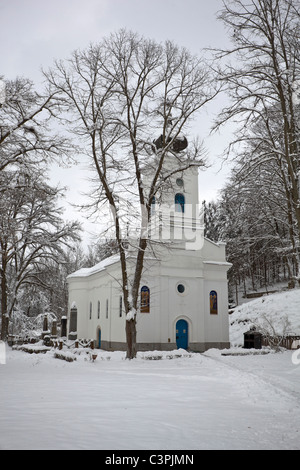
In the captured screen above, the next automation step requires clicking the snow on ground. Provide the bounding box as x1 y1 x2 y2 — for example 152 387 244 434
230 288 300 346
1 289 300 450
0 346 300 450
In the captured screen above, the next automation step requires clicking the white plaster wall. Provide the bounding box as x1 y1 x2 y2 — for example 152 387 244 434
68 279 89 338
67 235 231 348
203 239 227 262
203 276 230 344
67 263 127 344
137 248 207 347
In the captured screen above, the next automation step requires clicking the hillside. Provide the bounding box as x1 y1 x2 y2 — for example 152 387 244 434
229 288 300 347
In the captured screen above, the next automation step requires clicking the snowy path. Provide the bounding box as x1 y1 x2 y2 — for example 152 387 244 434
0 348 299 450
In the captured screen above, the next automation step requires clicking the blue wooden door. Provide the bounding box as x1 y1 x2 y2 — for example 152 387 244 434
176 319 188 350
98 329 101 349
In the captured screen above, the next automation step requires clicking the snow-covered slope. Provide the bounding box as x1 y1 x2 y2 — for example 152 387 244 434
230 288 300 347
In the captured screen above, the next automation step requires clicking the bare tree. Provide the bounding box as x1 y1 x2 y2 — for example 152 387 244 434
256 313 291 351
213 0 300 271
46 30 218 358
0 170 81 341
0 77 70 173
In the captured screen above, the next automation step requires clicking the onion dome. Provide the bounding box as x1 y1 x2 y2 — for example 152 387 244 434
152 134 188 153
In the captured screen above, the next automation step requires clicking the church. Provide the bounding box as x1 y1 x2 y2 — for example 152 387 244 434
67 132 232 353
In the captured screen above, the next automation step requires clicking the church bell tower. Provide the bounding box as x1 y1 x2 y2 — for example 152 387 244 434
149 119 203 249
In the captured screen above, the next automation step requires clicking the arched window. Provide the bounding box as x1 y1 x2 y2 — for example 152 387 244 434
141 286 150 313
151 195 156 215
210 290 218 315
89 302 92 320
175 193 185 213
97 301 100 319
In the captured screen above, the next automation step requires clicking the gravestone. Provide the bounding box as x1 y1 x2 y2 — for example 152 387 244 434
42 315 50 339
51 319 57 338
61 316 67 338
68 308 77 340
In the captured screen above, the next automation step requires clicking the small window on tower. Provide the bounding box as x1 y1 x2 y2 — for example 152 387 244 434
175 193 185 213
151 195 156 215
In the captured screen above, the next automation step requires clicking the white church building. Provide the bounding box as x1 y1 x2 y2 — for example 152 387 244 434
67 135 232 352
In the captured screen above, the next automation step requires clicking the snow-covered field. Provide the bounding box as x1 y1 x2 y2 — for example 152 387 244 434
1 289 300 451
0 346 299 450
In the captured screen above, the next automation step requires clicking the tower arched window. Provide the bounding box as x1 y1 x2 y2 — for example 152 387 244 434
141 286 150 313
151 195 156 215
210 290 218 315
175 193 185 213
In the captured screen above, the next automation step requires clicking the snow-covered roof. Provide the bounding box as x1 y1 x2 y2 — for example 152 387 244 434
67 253 120 279
203 261 232 267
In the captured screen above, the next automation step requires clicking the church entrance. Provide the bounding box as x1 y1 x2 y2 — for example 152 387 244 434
176 319 188 350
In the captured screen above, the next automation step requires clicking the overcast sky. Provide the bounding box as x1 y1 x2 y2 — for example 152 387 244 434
1 0 234 242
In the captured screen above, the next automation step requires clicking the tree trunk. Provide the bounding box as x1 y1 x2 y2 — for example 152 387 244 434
126 318 137 360
0 265 8 341
126 237 148 359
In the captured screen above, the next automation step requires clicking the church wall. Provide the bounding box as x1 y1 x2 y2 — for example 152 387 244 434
203 273 230 346
87 269 126 346
67 279 89 339
203 239 227 262
67 249 230 352
137 256 208 350
134 244 230 352
67 263 127 346
136 274 159 344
